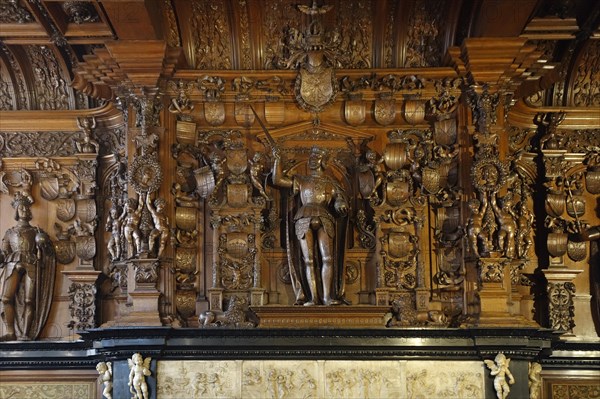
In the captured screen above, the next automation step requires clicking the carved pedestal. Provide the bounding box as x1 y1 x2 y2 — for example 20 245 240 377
543 267 583 336
110 259 162 326
252 306 391 328
476 257 537 327
61 270 101 339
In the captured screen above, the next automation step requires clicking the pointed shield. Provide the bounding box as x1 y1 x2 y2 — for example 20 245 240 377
226 148 248 176
56 198 76 222
40 176 59 200
374 96 396 126
204 102 225 126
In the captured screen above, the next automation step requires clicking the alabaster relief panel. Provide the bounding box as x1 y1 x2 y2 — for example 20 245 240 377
0 382 94 399
156 360 241 399
405 361 484 399
157 360 483 399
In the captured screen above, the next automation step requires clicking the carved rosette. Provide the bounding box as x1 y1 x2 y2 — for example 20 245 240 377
134 261 160 285
547 281 576 332
67 282 97 331
478 259 505 283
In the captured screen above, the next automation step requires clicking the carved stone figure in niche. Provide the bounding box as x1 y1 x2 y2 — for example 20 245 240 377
106 205 125 261
0 192 56 341
146 194 170 258
124 195 144 259
485 352 515 399
516 201 534 259
128 353 151 399
96 361 113 399
76 116 100 153
492 195 517 259
249 152 271 201
272 146 349 306
467 199 486 257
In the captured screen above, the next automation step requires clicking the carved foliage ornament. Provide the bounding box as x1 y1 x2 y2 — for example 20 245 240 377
548 281 576 332
0 0 34 23
67 282 97 331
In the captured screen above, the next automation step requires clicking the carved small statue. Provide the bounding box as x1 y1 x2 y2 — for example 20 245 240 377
146 194 170 258
364 149 385 201
272 146 349 306
167 80 194 114
249 152 271 201
528 362 542 399
485 352 515 399
106 205 125 260
467 199 484 257
492 195 517 259
199 296 257 328
124 195 144 258
76 116 100 153
0 192 56 341
128 353 151 399
208 152 227 201
516 201 534 259
96 361 113 399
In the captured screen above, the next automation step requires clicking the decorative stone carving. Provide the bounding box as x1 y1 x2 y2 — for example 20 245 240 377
167 80 194 115
548 281 576 332
528 362 542 399
75 116 100 154
128 353 152 399
25 45 70 110
96 361 113 399
54 223 76 264
199 296 257 328
484 353 515 399
0 0 34 23
373 92 396 126
66 282 97 331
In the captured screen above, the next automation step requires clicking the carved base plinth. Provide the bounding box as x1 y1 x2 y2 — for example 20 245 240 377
208 288 224 311
251 306 391 328
61 270 101 338
250 288 266 306
375 289 391 306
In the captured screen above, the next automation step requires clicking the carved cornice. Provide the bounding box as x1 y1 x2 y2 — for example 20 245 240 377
0 103 123 131
507 100 600 129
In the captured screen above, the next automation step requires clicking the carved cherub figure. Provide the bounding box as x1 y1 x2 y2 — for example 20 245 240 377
76 116 100 153
364 149 385 201
208 152 227 201
96 361 113 399
106 205 126 260
467 199 485 257
146 194 170 258
124 195 144 258
249 151 271 201
492 195 517 259
167 80 194 114
128 353 151 399
528 362 542 399
485 352 515 399
516 201 534 259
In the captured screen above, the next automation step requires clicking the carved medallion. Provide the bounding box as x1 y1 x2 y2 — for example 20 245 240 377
226 148 248 176
176 120 197 144
374 95 396 126
76 198 96 223
386 180 410 206
403 98 426 125
295 67 337 113
567 240 587 262
234 102 255 127
264 100 285 126
204 102 226 126
585 166 600 194
176 290 197 320
344 95 366 126
75 236 96 261
433 118 457 146
55 239 76 264
548 232 568 257
40 176 59 200
387 232 412 259
175 207 197 231
194 166 215 198
471 158 507 193
227 184 249 208
129 156 163 194
383 142 409 170
56 198 76 222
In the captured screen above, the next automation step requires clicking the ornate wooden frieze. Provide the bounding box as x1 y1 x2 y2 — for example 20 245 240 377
570 40 600 107
24 45 71 110
404 0 445 68
190 0 232 69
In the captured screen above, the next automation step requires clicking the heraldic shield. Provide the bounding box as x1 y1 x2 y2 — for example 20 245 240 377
295 66 337 113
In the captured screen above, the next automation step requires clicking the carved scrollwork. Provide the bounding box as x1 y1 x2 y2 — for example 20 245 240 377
548 281 576 332
67 282 97 331
134 261 160 284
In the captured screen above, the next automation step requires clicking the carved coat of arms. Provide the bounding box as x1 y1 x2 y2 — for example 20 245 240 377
295 66 337 113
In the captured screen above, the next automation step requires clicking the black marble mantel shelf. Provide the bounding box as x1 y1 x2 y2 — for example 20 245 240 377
2 326 595 370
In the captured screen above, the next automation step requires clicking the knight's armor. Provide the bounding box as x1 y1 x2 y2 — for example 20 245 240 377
1 224 40 277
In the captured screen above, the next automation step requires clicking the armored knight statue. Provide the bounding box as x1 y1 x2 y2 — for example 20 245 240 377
0 192 56 341
272 146 349 306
